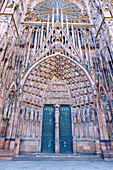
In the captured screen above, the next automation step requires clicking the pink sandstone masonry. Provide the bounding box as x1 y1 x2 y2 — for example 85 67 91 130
0 0 113 160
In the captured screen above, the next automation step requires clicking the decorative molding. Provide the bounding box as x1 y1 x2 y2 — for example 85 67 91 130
0 12 19 36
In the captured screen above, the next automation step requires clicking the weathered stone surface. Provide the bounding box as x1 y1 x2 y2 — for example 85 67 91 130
0 0 113 160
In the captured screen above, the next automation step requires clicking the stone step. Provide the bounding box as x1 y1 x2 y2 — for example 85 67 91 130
103 150 113 160
0 149 14 161
12 155 104 161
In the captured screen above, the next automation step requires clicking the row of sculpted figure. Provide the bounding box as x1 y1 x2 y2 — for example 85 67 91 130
19 104 41 122
3 99 13 119
101 93 112 123
73 104 96 124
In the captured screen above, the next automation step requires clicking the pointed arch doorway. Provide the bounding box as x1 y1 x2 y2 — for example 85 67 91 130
41 105 73 154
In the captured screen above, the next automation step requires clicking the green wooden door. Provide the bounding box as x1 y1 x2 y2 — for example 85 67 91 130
41 105 55 153
59 105 73 153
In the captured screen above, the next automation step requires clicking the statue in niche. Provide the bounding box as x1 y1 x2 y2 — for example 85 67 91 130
101 94 106 106
86 106 90 123
104 102 112 122
25 106 30 120
81 107 86 123
30 108 34 121
3 101 9 119
19 104 26 119
73 111 77 123
37 110 41 122
75 107 81 123
89 104 95 122
34 109 38 122
7 103 12 119
106 103 112 122
3 100 13 119
101 93 112 122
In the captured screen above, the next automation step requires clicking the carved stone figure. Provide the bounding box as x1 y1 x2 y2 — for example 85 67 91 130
105 103 112 122
20 104 26 119
89 104 95 122
81 107 86 123
73 111 77 123
38 111 41 122
7 103 12 119
25 106 30 120
30 108 34 121
75 107 81 123
86 106 90 123
3 101 13 119
101 93 112 122
3 102 9 119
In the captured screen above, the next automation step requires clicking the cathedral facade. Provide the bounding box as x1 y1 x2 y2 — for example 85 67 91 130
0 0 113 160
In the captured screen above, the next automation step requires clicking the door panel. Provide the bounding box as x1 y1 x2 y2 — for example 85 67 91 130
59 105 73 153
41 105 55 153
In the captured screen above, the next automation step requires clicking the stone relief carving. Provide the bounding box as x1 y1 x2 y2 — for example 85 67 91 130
101 94 112 122
73 104 96 124
19 104 42 122
3 100 13 119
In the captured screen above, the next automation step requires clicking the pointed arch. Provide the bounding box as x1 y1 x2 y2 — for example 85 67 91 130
20 54 95 90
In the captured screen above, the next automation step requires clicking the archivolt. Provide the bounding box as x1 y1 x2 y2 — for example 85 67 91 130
20 54 95 90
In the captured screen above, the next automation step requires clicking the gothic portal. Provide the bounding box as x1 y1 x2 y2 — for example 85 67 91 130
0 0 113 160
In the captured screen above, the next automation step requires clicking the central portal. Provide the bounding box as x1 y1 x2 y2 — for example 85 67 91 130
41 105 73 154
41 105 55 153
59 105 73 153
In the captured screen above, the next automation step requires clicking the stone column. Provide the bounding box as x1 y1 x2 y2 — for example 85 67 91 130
72 107 77 153
38 107 43 153
55 104 60 153
0 83 5 149
9 93 21 150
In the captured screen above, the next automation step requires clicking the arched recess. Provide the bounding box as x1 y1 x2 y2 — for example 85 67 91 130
15 54 101 155
20 54 95 89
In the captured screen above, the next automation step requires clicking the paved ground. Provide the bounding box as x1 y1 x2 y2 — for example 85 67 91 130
0 161 113 170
